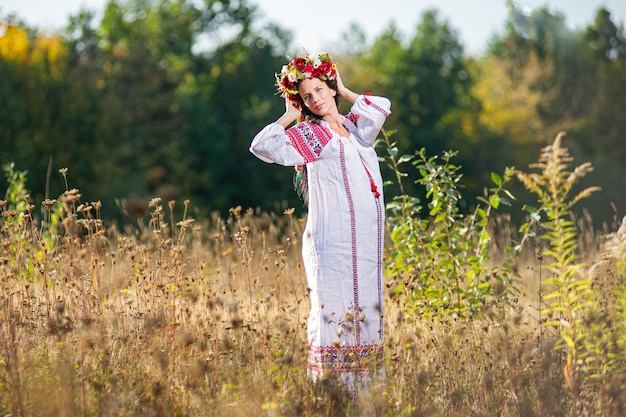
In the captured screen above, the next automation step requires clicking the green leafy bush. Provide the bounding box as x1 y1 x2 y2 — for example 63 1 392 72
381 130 517 319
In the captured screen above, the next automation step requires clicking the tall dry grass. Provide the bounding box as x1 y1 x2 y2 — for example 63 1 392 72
1 158 625 416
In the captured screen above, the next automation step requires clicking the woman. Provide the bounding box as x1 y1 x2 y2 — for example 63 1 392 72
249 52 391 394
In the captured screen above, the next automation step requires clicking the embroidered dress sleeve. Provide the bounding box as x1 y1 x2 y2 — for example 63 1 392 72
249 123 306 166
347 95 391 146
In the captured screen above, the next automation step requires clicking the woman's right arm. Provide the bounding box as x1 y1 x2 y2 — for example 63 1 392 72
249 99 305 166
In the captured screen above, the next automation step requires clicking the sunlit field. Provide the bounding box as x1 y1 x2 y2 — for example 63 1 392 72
2 137 626 416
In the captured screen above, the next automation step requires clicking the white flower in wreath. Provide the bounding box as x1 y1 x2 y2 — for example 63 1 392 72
287 70 298 82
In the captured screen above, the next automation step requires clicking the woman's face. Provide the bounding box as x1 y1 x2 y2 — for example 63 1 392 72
298 78 337 117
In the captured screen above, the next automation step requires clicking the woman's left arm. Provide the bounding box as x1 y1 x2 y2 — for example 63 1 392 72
349 95 391 146
336 70 359 104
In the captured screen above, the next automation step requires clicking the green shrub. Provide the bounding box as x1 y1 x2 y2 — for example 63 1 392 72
381 130 517 319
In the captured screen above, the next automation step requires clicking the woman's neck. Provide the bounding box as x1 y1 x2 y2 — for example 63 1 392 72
323 115 348 138
321 107 341 126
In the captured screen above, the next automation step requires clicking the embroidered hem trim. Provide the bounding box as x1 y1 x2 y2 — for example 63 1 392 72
307 344 385 374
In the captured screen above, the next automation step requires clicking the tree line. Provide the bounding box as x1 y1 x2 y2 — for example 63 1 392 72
1 0 624 225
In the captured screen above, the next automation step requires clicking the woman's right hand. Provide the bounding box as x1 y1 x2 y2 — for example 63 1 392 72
276 97 302 128
285 97 301 118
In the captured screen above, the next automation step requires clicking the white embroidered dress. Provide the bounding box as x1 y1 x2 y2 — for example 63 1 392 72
250 95 391 389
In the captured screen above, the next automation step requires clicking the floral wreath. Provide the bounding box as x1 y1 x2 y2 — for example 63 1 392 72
275 52 337 102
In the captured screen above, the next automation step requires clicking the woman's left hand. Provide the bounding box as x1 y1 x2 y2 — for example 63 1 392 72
335 69 358 103
336 69 348 97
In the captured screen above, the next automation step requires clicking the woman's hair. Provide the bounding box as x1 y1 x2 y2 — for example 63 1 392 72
292 78 339 205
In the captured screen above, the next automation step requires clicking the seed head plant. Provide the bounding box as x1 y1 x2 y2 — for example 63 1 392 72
514 132 626 414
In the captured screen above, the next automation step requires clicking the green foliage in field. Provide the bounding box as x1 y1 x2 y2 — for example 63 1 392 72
382 129 517 319
380 129 626 415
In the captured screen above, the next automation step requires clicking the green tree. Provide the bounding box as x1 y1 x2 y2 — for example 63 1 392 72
573 8 626 223
481 3 626 224
180 20 292 212
585 7 626 62
0 19 72 199
346 11 472 200
62 0 294 217
392 10 469 155
1 0 297 220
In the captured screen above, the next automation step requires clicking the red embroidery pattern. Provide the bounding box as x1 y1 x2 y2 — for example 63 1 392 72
375 187 384 333
307 344 385 373
285 122 332 163
364 96 389 117
345 113 360 127
339 140 361 343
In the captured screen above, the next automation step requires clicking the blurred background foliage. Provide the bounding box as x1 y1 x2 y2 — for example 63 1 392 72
1 0 624 226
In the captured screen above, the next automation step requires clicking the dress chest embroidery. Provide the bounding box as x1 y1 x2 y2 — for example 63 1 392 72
285 122 332 163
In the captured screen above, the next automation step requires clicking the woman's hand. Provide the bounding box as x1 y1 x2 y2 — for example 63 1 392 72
285 97 301 118
336 69 346 95
335 69 359 103
275 97 302 128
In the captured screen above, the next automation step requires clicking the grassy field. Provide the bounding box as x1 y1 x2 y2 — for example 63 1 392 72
2 140 626 416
